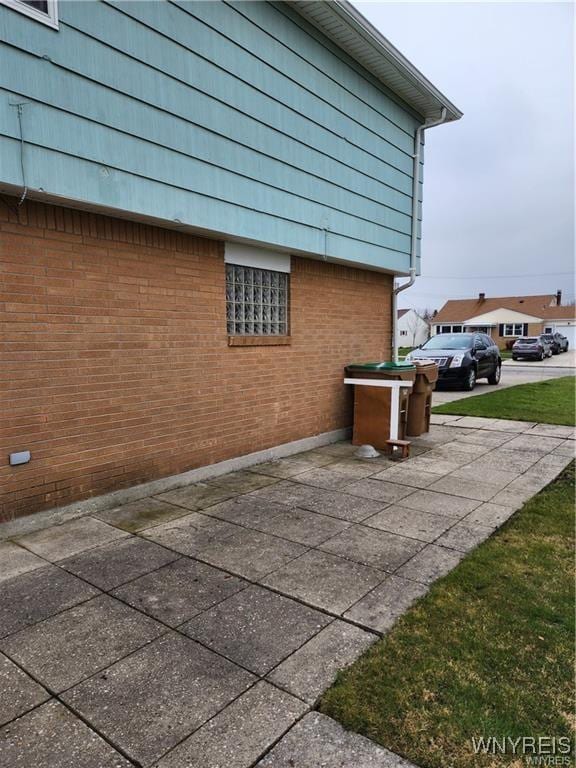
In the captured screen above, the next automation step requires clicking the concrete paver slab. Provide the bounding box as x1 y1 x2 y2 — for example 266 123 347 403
313 442 359 458
0 653 50 727
250 458 322 479
261 550 384 615
62 632 254 767
95 497 192 532
344 479 415 504
196 526 307 581
461 502 518 529
466 449 541 474
249 480 321 507
319 525 424 572
370 466 441 489
450 465 520 489
298 490 386 522
427 475 502 502
0 565 99 639
292 467 362 490
60 537 179 591
182 585 330 675
503 435 564 454
482 419 536 433
1 595 164 692
0 700 132 768
344 575 429 634
320 461 380 480
254 507 350 546
452 416 498 429
362 505 454 543
112 557 246 627
404 456 464 475
141 512 238 555
255 711 416 767
397 489 481 519
200 496 289 528
553 440 576 457
396 545 464 584
155 483 236 511
14 517 127 562
0 541 46 584
454 430 515 448
527 423 576 440
267 620 376 704
436 522 493 553
206 470 280 493
155 681 308 768
287 449 341 467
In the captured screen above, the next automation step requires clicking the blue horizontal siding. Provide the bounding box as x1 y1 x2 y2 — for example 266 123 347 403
0 1 424 272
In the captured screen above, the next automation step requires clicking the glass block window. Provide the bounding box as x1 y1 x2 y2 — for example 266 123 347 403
226 264 289 336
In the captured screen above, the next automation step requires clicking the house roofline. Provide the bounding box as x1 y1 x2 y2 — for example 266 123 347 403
290 0 462 122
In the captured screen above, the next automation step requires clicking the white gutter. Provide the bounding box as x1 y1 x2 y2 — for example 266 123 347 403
392 108 448 362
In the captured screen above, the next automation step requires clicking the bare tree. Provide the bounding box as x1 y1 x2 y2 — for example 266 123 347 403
418 307 436 340
405 311 422 347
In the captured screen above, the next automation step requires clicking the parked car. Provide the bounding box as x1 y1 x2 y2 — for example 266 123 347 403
406 332 501 391
541 332 569 354
512 336 553 361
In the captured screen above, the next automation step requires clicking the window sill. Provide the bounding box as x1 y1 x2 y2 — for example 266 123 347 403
228 335 291 347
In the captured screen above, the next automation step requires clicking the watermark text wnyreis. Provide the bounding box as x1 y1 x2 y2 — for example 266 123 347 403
471 736 573 765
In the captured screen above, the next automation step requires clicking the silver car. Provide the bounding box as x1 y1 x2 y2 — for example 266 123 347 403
512 336 553 361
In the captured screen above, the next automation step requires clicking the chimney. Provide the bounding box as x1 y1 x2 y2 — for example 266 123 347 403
479 292 486 301
556 290 562 306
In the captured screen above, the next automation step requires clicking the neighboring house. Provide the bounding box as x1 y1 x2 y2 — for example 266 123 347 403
397 309 429 347
432 292 576 348
0 0 460 518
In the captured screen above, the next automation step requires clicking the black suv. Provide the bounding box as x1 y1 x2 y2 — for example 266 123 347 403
407 333 501 391
541 332 569 354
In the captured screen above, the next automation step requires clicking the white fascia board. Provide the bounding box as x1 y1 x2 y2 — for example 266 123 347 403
224 242 291 273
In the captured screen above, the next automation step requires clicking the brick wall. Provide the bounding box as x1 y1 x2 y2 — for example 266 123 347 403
490 323 544 350
0 198 392 519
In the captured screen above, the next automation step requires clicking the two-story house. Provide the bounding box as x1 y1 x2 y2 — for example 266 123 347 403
0 0 460 518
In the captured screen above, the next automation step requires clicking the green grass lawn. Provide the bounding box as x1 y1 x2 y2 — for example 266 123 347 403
433 375 575 426
319 462 575 768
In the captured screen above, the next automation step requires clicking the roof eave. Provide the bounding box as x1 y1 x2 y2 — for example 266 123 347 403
289 0 462 123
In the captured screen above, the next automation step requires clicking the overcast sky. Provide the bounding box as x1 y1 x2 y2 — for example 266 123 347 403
353 1 574 311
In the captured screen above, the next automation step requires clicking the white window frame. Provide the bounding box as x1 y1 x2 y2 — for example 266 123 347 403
503 323 524 337
1 0 58 29
544 326 554 334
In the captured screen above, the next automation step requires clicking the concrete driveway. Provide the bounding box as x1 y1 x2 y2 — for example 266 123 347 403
0 420 573 767
433 363 574 406
503 349 576 369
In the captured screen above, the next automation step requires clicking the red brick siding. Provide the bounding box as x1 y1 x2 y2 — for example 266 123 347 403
0 198 392 519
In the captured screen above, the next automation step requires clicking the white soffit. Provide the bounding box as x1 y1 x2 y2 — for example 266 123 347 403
224 242 291 272
290 0 462 122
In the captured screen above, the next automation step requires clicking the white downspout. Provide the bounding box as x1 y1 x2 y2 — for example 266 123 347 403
392 107 448 362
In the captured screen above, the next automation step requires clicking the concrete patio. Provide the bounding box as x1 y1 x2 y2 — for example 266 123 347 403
0 418 573 768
